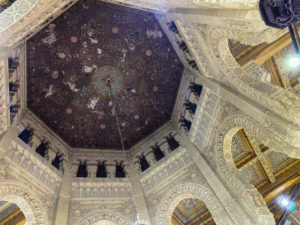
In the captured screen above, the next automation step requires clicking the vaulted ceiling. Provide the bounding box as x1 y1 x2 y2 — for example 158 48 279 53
26 0 183 150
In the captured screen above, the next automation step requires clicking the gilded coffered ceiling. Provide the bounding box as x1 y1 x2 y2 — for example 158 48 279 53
27 0 183 149
0 201 25 225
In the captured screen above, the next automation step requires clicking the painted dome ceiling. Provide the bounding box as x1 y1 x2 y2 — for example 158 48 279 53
27 0 183 149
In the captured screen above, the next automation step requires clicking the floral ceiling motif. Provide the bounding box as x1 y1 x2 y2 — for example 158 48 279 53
27 0 183 149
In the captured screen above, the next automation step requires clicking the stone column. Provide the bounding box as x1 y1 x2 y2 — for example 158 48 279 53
54 159 72 225
48 150 56 165
127 161 152 224
145 152 156 166
160 142 170 156
88 164 97 178
31 135 40 152
106 163 116 178
71 164 78 178
184 141 275 225
123 163 129 177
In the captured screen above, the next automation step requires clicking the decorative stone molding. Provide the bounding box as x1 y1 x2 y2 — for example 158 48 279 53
0 0 78 47
76 211 132 225
71 178 131 199
206 26 300 126
192 0 258 8
214 113 277 225
0 181 49 225
0 0 39 32
0 127 62 192
155 183 235 225
140 147 193 192
0 59 9 135
190 87 222 151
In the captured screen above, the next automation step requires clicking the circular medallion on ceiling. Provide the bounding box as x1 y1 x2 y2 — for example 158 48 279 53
90 65 125 98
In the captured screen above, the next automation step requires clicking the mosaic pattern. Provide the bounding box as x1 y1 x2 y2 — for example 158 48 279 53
27 0 183 149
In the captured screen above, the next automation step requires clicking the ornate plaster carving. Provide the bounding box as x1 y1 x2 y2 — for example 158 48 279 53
0 0 39 32
76 211 132 225
0 181 49 225
214 113 277 225
140 147 193 192
71 179 131 199
206 26 300 126
0 59 9 135
155 183 235 225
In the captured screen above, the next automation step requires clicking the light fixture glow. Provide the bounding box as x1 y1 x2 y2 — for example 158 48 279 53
281 198 289 206
279 197 296 211
289 56 300 67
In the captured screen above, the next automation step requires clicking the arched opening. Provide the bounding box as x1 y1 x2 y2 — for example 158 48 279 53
171 198 215 225
156 184 233 225
228 33 300 94
0 200 26 225
230 128 300 223
0 183 49 225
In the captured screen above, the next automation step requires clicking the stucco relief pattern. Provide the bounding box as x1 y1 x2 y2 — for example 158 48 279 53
190 88 221 152
140 147 193 192
71 179 131 199
0 0 39 32
214 113 277 225
206 26 300 127
0 182 49 225
76 211 131 225
0 59 9 136
155 184 234 225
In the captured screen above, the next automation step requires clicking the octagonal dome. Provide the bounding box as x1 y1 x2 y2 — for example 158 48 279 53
26 0 183 150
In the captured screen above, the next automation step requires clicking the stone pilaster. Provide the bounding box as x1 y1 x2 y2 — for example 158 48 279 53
127 162 152 224
31 135 40 152
48 150 56 164
88 164 97 178
71 164 78 178
106 163 116 178
54 159 72 225
160 142 170 156
145 152 156 166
